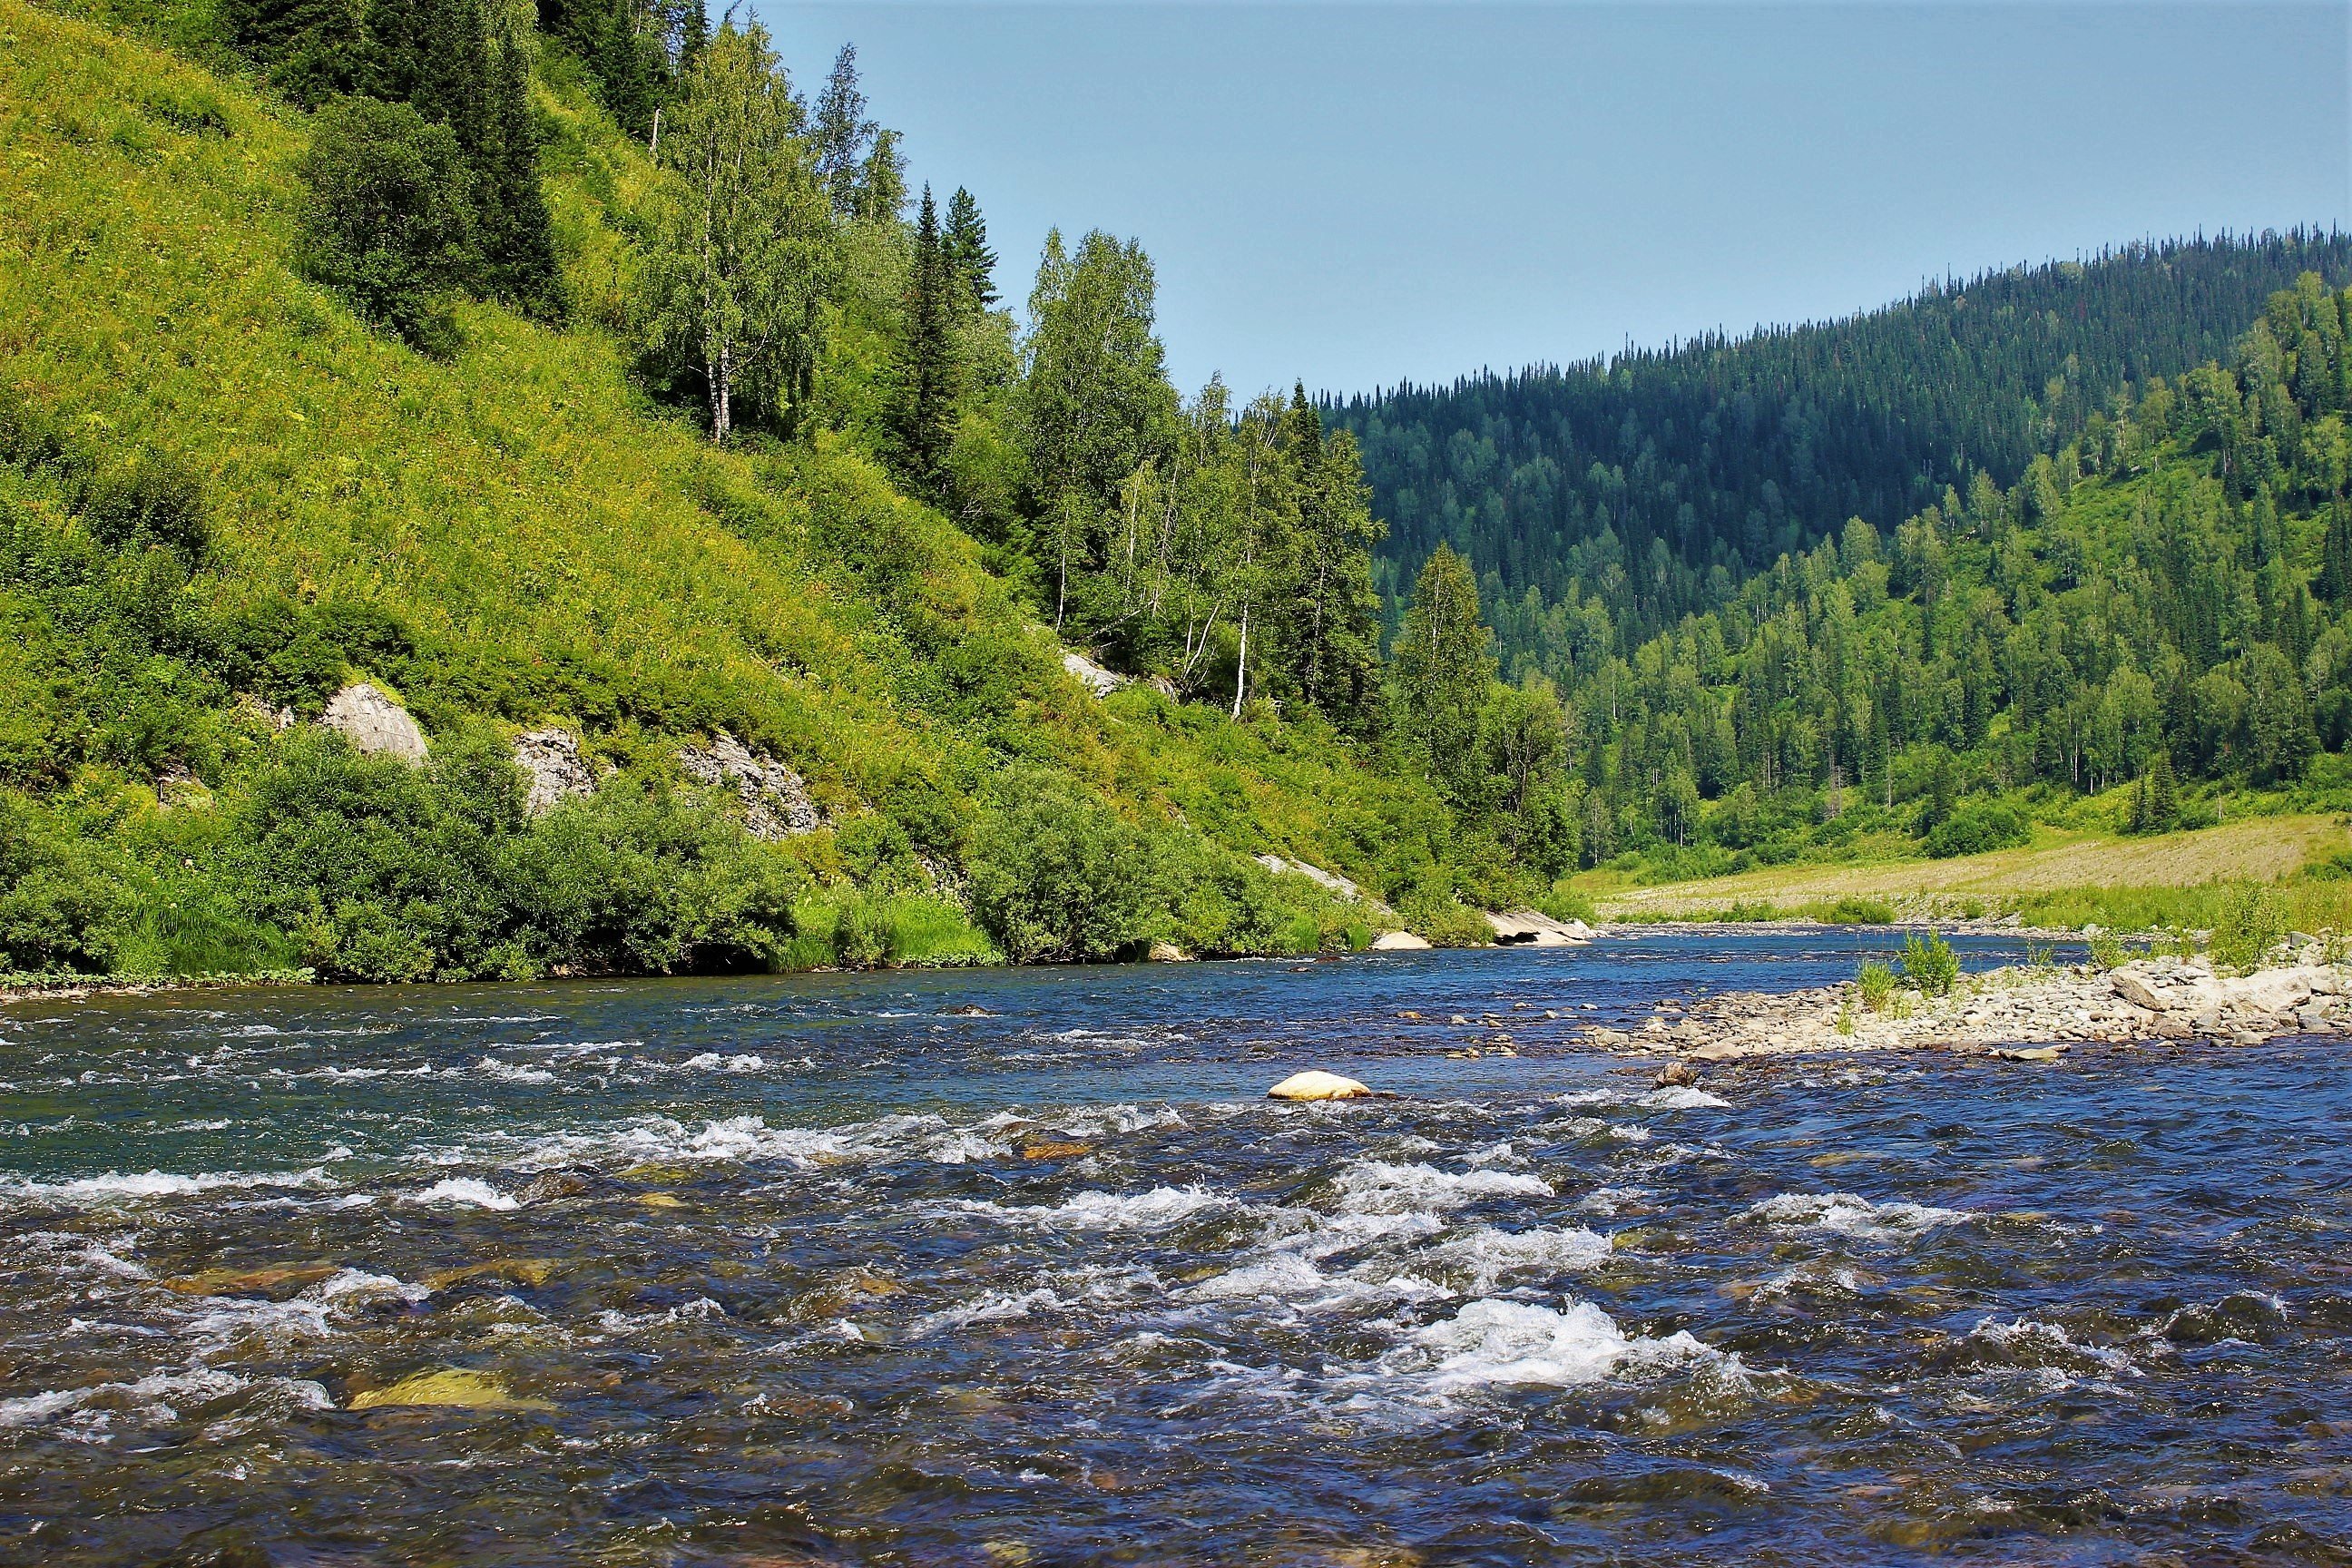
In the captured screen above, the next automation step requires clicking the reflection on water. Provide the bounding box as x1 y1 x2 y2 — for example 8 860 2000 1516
2 933 2347 1565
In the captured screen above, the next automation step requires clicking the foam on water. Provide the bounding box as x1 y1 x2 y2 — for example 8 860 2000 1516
955 1185 1231 1231
1742 1191 1976 1241
1332 1161 1555 1213
1389 1297 1731 1393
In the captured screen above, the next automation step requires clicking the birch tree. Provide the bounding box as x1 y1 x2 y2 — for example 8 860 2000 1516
643 21 834 443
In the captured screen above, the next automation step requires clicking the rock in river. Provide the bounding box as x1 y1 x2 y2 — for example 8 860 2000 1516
1268 1070 1374 1101
348 1367 552 1412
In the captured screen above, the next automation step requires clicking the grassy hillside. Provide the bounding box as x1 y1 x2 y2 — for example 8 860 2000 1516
0 1 1475 980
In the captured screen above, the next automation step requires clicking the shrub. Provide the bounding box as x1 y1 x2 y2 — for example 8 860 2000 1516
0 793 132 972
1901 930 1960 996
2210 882 2287 975
2087 931 2127 970
1856 961 1896 1012
1925 800 2030 859
965 771 1158 963
296 97 473 357
1818 897 1896 926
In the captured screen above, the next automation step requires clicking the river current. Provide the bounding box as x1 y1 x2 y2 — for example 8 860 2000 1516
2 931 2347 1565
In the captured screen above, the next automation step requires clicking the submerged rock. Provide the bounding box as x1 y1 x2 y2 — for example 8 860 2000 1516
319 681 426 764
348 1367 552 1413
426 1258 564 1291
677 730 820 839
161 1263 339 1299
1267 1070 1374 1101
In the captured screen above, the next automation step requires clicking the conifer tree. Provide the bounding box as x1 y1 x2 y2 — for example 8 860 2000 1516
811 44 872 218
2320 501 2352 603
888 185 962 496
594 0 657 140
477 28 564 318
1395 544 1495 794
853 128 906 224
219 0 364 103
943 187 998 310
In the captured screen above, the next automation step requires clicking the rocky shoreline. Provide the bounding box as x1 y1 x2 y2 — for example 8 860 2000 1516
1583 949 2347 1062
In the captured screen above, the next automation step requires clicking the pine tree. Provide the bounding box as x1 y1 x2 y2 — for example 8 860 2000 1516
675 0 707 75
2150 751 2178 828
811 44 872 219
888 185 962 496
943 187 998 310
219 0 364 103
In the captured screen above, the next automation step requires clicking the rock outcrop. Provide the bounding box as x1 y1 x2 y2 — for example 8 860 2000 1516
1485 909 1592 946
319 681 427 764
1061 650 1125 698
1267 1070 1374 1101
513 729 594 816
1254 854 1366 902
677 731 820 839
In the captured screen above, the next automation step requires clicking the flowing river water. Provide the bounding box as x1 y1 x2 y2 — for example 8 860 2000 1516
3 930 2349 1566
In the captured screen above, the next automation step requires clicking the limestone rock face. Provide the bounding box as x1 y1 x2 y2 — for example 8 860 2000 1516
1267 1070 1374 1101
1370 930 1433 951
1061 649 1125 698
319 682 427 764
677 731 820 839
513 729 594 817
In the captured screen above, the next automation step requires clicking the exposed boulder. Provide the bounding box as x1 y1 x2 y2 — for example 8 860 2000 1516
319 681 427 764
677 731 820 839
1061 650 1125 698
1370 930 1433 951
1485 909 1592 946
513 728 594 817
1268 1070 1374 1101
1147 940 1193 962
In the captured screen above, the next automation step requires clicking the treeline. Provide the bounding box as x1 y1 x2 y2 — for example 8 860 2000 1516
1330 233 2352 667
1402 274 2352 877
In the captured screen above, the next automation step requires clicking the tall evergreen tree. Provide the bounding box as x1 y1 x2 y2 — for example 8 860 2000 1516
477 27 564 318
218 0 364 103
943 187 998 310
2320 500 2352 603
1395 543 1495 794
888 185 962 496
853 128 906 224
811 44 872 219
594 0 657 140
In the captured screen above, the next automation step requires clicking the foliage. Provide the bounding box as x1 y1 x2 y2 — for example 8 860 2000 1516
1926 799 2030 859
295 96 474 355
2210 881 2288 975
1818 896 1896 925
2087 930 2128 969
1856 960 1896 1012
1899 930 1960 996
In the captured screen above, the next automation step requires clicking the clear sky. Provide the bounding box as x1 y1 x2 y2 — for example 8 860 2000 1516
748 2 2352 401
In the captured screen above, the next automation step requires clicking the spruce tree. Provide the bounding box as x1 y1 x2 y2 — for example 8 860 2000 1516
2320 500 2352 603
477 29 564 318
888 185 962 496
594 0 656 140
219 0 364 103
812 44 872 218
2150 752 2178 828
943 187 998 310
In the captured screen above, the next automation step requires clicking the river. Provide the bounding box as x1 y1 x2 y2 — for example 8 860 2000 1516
3 930 2347 1565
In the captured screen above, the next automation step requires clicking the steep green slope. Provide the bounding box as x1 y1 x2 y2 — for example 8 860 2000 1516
1332 235 2352 662
1527 270 2352 885
0 2 1472 980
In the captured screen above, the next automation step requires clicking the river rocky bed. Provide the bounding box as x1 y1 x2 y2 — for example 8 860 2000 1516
1 932 2347 1566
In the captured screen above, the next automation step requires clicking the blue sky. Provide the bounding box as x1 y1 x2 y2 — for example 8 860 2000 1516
750 3 2352 400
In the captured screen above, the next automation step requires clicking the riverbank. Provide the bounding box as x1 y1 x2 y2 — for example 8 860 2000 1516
1583 948 2347 1060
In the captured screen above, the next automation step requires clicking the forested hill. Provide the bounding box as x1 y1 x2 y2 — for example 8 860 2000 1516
1329 234 2352 661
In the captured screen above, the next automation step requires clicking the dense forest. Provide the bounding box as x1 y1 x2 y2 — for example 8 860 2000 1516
1377 269 2352 882
1331 235 2352 659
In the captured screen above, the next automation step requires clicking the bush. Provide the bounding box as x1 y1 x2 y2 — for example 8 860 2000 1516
1925 800 2030 859
2210 882 2287 975
1856 961 1896 1012
296 97 473 356
2087 931 2127 970
1900 930 1960 996
0 793 133 972
965 772 1159 963
1818 897 1896 925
